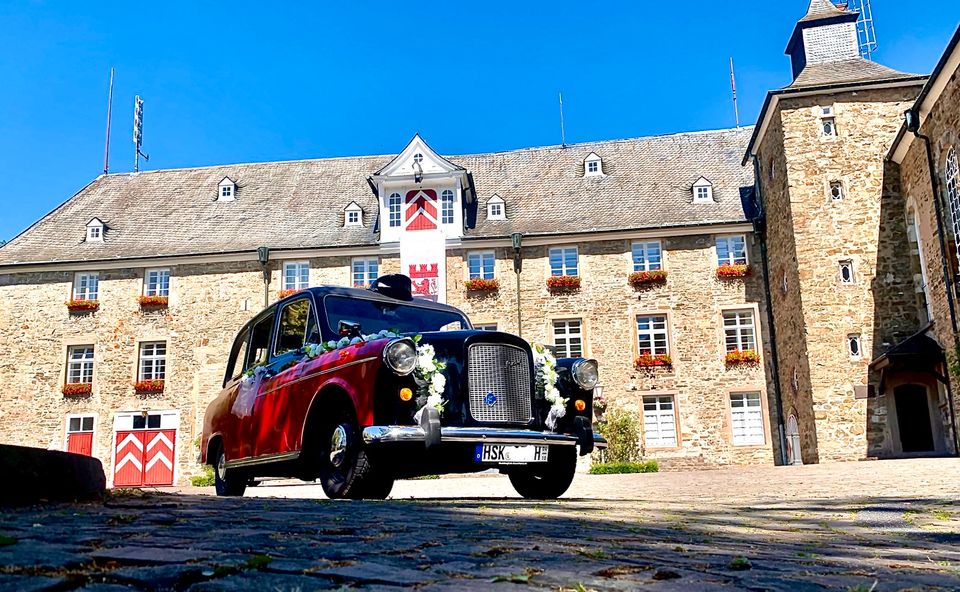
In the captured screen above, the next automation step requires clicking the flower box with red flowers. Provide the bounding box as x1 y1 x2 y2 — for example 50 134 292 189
725 349 761 366
134 379 165 394
546 275 581 292
138 295 169 308
278 288 301 299
66 299 99 313
62 383 92 396
464 278 500 292
716 264 752 279
635 353 673 368
628 270 668 289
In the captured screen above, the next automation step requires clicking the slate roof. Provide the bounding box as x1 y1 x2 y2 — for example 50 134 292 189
0 127 756 266
800 0 854 22
789 58 922 89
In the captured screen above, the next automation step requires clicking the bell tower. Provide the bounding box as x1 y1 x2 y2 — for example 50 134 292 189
786 0 861 80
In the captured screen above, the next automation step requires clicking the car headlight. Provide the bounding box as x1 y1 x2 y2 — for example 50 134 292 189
571 359 599 390
382 339 417 376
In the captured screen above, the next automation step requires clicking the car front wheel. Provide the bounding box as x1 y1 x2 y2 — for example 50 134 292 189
317 410 382 499
507 445 577 500
214 448 247 497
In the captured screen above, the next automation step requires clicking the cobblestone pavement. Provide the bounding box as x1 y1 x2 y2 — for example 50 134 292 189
2 458 959 591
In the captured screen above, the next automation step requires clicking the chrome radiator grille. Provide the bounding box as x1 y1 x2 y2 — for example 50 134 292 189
467 343 533 424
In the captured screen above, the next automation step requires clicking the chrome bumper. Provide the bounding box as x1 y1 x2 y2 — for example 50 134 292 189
362 425 608 448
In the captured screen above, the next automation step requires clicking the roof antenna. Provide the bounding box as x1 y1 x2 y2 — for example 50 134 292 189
558 92 567 148
102 67 115 175
730 57 740 129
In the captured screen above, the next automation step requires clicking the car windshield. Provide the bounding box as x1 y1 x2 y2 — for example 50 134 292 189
324 295 469 336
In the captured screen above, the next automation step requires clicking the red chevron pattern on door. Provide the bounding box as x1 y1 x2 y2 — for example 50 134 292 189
113 411 178 487
114 431 145 487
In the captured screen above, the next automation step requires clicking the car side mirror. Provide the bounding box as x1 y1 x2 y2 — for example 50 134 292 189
338 320 362 338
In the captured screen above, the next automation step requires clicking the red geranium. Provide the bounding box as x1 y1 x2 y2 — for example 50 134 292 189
628 271 668 289
716 264 752 279
62 383 92 396
464 278 500 292
278 288 300 299
66 299 99 313
139 295 169 308
547 275 581 292
725 349 761 366
134 379 165 394
635 353 673 368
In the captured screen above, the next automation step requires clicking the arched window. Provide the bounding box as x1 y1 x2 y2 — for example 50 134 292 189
441 189 455 224
945 148 960 270
388 193 402 228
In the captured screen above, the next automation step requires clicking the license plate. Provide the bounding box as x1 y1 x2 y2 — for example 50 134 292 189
474 444 549 464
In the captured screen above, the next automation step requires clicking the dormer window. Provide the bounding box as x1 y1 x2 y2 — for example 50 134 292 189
344 202 363 227
693 177 714 203
487 194 506 221
218 177 237 202
413 153 424 164
584 152 603 177
85 218 105 243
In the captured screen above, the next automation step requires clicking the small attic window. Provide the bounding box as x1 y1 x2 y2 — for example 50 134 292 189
218 177 236 202
487 194 506 221
693 177 714 203
86 218 104 243
344 202 363 227
584 152 603 177
413 153 424 164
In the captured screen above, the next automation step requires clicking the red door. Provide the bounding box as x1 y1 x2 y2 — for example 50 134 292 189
143 430 176 486
67 432 94 456
114 431 146 487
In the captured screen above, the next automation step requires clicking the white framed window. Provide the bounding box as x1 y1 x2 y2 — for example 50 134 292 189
388 193 402 228
283 262 310 291
587 161 599 174
475 323 498 331
487 195 506 220
67 346 95 384
73 272 100 301
344 202 363 227
68 415 94 434
716 235 748 266
143 269 170 297
637 315 669 355
696 186 711 201
549 246 579 277
584 152 603 177
467 251 496 280
347 210 360 225
86 219 104 242
138 342 167 381
730 392 765 445
413 152 424 164
65 414 95 456
693 177 714 203
820 106 837 137
631 241 663 271
552 319 584 358
643 395 677 448
352 257 379 288
218 177 236 202
945 148 960 263
441 189 455 225
221 185 233 199
723 310 756 352
839 260 855 285
830 181 844 201
848 334 862 359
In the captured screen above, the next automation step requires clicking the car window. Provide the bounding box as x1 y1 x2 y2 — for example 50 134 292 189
225 329 250 384
324 295 469 335
275 298 317 356
245 312 275 371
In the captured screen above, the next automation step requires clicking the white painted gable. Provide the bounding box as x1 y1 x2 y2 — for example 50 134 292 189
375 134 463 179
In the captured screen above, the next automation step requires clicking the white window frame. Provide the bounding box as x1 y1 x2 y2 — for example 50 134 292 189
344 203 363 227
631 241 663 272
723 310 756 352
487 195 506 221
945 148 960 262
352 257 379 288
66 345 95 384
221 185 233 199
716 235 748 266
839 260 855 285
73 272 100 301
467 251 496 280
693 178 714 203
475 323 498 331
283 261 310 291
584 153 603 177
441 189 455 225
643 395 678 448
848 334 862 360
413 152 424 164
552 319 584 358
636 315 669 356
347 210 360 225
67 414 95 435
86 220 104 242
217 178 236 202
549 246 579 277
829 180 844 201
820 106 837 138
388 193 402 228
138 342 167 381
143 268 170 297
730 392 765 446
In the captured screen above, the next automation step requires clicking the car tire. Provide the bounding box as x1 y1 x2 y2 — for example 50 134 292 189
317 408 376 499
507 445 577 500
349 472 395 500
214 447 247 497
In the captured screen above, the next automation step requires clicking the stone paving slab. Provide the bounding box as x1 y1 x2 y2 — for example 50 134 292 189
0 458 958 591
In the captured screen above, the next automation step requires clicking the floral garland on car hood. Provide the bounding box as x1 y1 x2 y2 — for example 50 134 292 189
532 343 568 430
412 335 447 422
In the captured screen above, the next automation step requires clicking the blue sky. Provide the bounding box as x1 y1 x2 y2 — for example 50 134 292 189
1 1 959 241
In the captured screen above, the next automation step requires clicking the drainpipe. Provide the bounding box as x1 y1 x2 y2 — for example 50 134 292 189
750 156 789 466
907 110 960 454
511 233 524 337
257 246 270 308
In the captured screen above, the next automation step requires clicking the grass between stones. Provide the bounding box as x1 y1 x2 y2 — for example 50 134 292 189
589 460 659 475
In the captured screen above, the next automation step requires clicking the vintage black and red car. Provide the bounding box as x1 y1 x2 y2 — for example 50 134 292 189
200 275 605 499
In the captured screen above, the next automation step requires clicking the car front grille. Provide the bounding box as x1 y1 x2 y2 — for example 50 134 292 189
467 343 533 424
